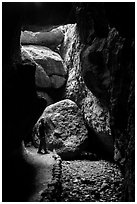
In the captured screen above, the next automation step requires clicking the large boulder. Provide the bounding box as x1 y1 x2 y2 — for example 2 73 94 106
33 99 88 159
21 27 64 50
21 45 67 89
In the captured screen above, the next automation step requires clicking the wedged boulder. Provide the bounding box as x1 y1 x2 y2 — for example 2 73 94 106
21 27 64 50
21 45 67 89
33 99 88 159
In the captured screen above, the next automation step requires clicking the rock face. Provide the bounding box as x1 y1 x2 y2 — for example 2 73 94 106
81 37 111 107
74 3 135 201
61 160 123 202
21 27 64 50
33 99 88 159
3 2 134 202
21 45 67 89
75 2 109 41
61 24 112 155
109 39 135 201
80 28 135 201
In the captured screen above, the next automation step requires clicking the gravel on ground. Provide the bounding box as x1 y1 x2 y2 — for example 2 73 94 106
60 160 124 202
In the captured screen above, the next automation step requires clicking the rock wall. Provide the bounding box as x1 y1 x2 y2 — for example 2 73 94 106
59 2 134 200
61 24 113 156
73 3 135 201
109 39 135 201
3 2 134 202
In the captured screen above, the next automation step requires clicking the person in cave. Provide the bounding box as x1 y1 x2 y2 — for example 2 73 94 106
37 118 48 154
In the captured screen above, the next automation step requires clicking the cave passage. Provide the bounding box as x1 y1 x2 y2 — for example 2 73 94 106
2 2 135 202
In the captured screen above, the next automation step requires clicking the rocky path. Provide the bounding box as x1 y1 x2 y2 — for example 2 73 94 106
40 157 124 202
23 146 56 202
60 160 124 202
21 145 124 202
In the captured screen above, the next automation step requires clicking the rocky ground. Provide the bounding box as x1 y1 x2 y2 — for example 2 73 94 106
40 156 124 202
61 160 124 202
22 146 56 202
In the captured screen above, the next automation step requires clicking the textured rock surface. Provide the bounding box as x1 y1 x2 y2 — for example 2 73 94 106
81 37 111 107
75 3 135 201
3 2 134 202
61 24 112 154
61 160 123 202
33 99 88 159
21 45 67 89
41 159 124 202
75 3 109 42
21 27 64 50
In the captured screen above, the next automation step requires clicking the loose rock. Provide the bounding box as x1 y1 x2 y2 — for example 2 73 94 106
61 160 124 202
